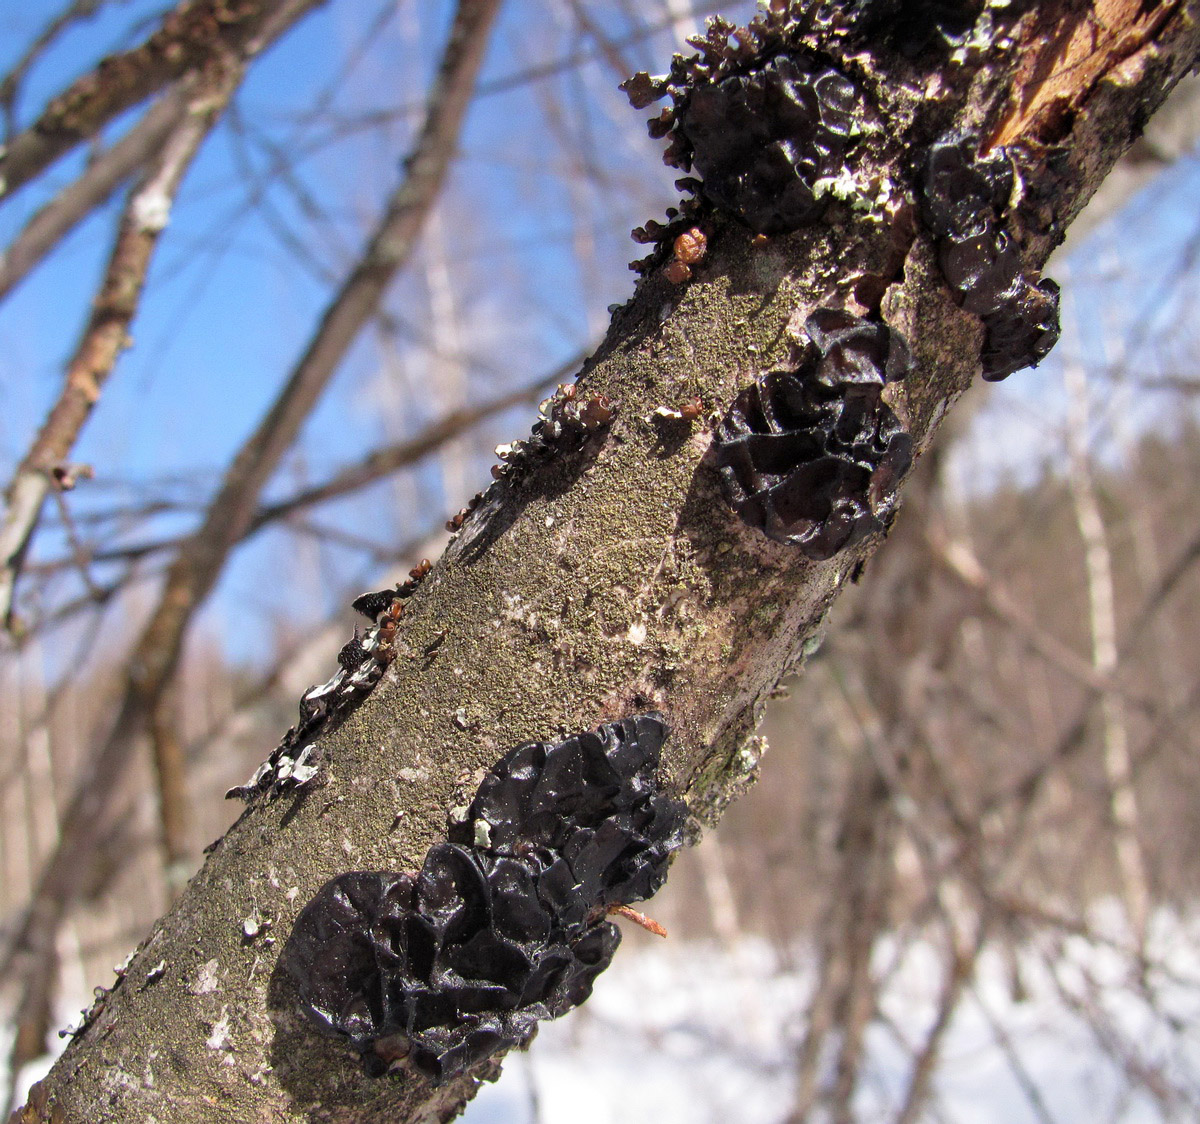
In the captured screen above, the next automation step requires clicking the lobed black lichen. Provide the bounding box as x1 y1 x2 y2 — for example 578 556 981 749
712 308 913 559
921 133 1060 380
444 383 615 537
621 7 875 269
282 715 686 1085
225 633 388 801
678 54 868 235
351 558 430 623
226 561 434 801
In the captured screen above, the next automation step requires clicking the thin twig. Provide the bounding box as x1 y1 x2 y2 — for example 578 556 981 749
0 63 245 633
970 982 1060 1124
892 919 986 1124
24 356 575 584
0 0 323 202
283 0 732 158
47 489 102 604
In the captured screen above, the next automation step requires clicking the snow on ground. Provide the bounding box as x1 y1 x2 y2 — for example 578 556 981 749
5 906 1198 1120
465 906 1200 1123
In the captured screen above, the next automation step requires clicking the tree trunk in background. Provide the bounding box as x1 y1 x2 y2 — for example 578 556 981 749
15 3 1200 1121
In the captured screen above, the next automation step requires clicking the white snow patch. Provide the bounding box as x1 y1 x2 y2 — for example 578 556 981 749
465 908 1200 1124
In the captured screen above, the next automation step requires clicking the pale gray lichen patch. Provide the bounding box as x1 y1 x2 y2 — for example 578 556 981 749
190 959 222 996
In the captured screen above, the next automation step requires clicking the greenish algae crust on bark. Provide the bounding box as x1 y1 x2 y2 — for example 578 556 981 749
17 2 1200 1121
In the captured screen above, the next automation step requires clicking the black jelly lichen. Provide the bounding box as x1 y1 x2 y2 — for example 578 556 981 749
226 561 433 801
679 54 867 235
282 714 686 1085
921 133 1061 380
818 0 986 58
621 8 874 270
225 626 390 800
350 557 430 624
712 308 913 559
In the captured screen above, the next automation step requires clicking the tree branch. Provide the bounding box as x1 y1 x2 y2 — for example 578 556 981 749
0 1 114 145
0 61 245 633
0 83 194 303
0 0 324 203
13 3 1200 1121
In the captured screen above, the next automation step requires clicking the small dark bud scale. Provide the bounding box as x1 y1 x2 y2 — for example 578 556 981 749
712 308 913 559
282 715 686 1085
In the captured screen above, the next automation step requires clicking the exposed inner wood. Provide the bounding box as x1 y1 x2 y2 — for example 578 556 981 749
991 0 1180 146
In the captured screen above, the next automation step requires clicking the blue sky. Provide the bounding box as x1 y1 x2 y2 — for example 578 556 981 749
0 0 742 664
0 0 1196 667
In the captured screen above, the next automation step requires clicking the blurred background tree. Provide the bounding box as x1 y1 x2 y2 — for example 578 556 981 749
1 1 1199 1120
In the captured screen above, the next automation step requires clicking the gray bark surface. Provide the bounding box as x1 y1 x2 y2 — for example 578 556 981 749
14 3 1200 1121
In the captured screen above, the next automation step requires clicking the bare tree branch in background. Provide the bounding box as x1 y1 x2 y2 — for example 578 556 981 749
1064 354 1151 946
18 357 577 595
1 0 501 1084
0 82 194 302
24 358 579 585
0 60 243 633
0 0 327 202
0 1 120 145
248 359 577 530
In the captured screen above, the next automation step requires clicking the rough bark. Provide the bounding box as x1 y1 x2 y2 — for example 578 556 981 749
15 2 1200 1122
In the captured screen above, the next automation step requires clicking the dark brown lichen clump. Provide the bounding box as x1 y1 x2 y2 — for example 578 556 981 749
621 7 875 268
921 133 1060 380
712 309 913 559
282 715 686 1085
678 54 869 235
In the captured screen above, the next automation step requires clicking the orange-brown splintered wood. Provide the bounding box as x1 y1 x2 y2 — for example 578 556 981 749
991 0 1183 147
607 903 669 938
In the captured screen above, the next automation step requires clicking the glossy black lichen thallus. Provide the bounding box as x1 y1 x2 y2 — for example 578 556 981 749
679 53 868 236
921 133 1060 381
281 714 686 1085
712 308 914 560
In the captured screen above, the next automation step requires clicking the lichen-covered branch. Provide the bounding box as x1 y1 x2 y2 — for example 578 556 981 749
13 2 1200 1122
